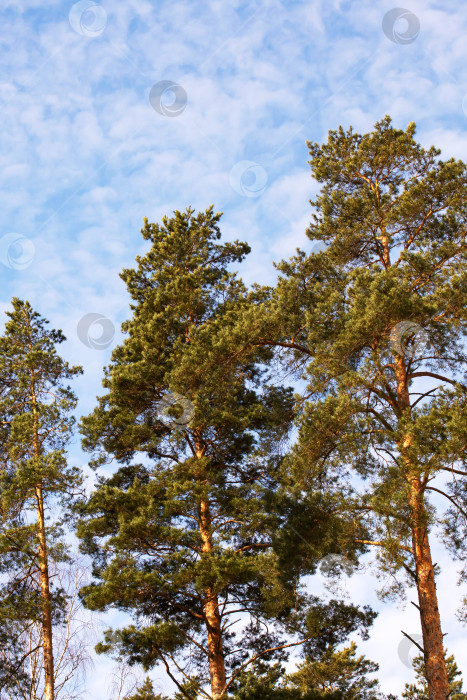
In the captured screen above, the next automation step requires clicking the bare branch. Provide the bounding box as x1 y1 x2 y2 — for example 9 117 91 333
401 630 424 654
410 372 467 391
426 486 467 520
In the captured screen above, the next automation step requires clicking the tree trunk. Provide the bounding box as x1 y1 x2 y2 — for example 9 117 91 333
199 496 226 699
31 367 55 700
35 483 55 700
407 476 449 700
394 356 449 700
195 435 226 700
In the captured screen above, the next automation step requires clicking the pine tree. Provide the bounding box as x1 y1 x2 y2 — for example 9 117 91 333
288 642 379 699
77 208 366 700
286 599 381 699
124 677 169 700
231 600 383 700
0 299 82 700
402 651 466 699
230 663 302 700
243 117 467 699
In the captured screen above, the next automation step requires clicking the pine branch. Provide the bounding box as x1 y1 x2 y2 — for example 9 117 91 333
410 373 467 391
222 634 314 696
354 539 414 554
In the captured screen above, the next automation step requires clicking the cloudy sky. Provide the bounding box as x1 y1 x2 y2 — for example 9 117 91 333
1 0 467 697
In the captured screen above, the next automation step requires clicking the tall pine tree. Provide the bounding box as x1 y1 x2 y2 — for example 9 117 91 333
240 117 467 699
77 208 364 700
0 299 82 700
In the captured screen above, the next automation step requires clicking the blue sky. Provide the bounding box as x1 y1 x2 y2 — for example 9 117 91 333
1 0 467 697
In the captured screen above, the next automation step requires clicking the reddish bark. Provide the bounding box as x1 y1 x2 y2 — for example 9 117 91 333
199 496 226 699
394 355 449 700
31 371 55 700
195 439 226 700
35 483 55 700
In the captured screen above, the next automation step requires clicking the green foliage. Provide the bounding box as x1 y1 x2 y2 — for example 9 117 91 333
230 663 303 700
288 642 380 699
124 677 170 700
230 603 382 699
77 208 297 692
77 207 375 697
0 299 82 497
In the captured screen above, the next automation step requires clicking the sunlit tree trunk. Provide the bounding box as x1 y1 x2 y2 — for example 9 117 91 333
196 442 226 700
395 356 449 700
31 376 54 700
